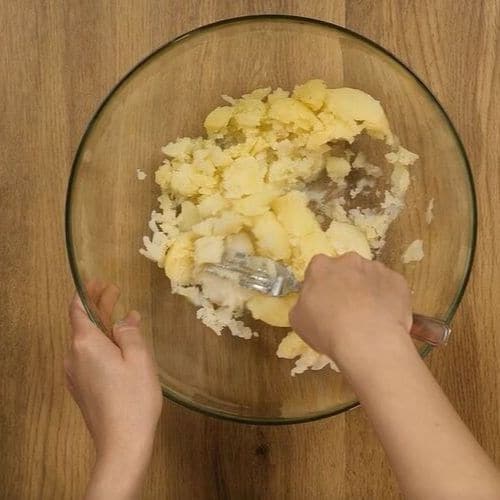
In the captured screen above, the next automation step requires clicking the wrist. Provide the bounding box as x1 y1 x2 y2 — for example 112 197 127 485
331 326 417 379
86 445 153 500
96 433 155 472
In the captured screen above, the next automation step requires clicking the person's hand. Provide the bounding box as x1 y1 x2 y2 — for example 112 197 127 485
289 255 500 500
289 252 414 372
65 281 162 500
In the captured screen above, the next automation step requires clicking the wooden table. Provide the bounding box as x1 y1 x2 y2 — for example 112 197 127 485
1 1 499 498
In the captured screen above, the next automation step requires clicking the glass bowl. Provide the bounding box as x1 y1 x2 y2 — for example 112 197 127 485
66 15 476 424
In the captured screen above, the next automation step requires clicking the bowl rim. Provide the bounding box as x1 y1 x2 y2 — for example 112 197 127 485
65 13 477 425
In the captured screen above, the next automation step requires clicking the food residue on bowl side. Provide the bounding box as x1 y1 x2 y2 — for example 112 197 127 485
402 239 424 264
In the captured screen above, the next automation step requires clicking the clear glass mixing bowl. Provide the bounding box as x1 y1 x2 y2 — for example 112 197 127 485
66 15 476 424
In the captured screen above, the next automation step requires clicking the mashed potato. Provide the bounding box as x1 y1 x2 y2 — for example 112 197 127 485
140 80 419 376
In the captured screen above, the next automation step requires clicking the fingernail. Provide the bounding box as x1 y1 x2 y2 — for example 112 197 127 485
115 310 141 329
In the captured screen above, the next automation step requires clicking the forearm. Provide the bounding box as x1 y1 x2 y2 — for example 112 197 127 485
340 335 500 500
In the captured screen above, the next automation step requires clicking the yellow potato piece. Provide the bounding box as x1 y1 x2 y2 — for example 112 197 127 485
272 191 321 237
292 231 334 279
169 163 199 197
242 87 271 101
225 232 254 256
326 221 372 259
325 88 391 141
233 99 266 129
177 201 200 231
222 156 266 199
247 294 298 328
326 156 351 183
267 156 322 186
251 212 291 261
267 158 299 186
155 160 171 189
192 211 245 237
169 161 217 198
212 211 245 236
204 106 233 135
307 111 361 148
276 331 309 358
250 136 269 155
232 189 278 216
194 236 224 265
292 79 327 111
161 137 196 160
197 193 228 218
164 233 195 285
267 87 290 104
191 218 215 237
305 129 335 149
207 146 232 168
268 97 320 131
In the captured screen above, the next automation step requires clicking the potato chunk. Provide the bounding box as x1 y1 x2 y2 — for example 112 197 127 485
247 294 298 327
292 231 334 279
292 79 327 111
232 189 278 216
222 156 267 199
326 221 372 259
272 191 321 237
251 212 291 261
194 236 224 265
225 232 254 256
164 232 195 284
177 201 200 231
192 211 245 237
326 156 351 183
268 97 320 130
325 88 391 141
197 193 228 218
204 106 233 134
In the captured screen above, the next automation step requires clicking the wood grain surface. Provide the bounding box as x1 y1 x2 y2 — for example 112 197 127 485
1 1 499 499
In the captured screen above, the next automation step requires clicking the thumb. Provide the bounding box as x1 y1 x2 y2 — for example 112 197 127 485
113 311 147 357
